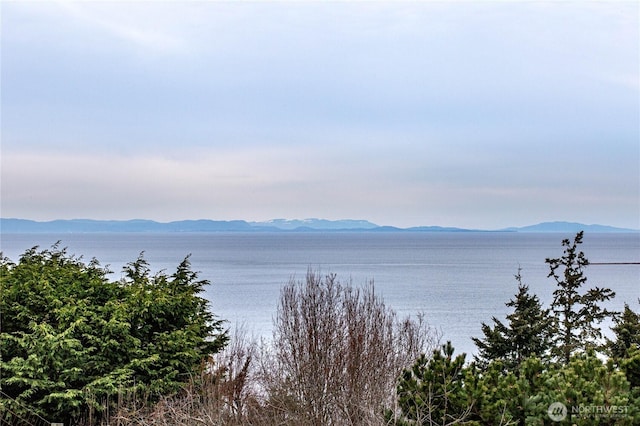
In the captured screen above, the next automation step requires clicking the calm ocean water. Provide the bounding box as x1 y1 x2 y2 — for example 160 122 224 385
1 232 638 356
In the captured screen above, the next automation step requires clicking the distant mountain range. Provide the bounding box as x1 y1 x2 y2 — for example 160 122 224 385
0 218 637 233
501 222 638 233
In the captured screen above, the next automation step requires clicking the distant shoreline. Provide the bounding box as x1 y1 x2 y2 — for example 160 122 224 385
1 218 638 234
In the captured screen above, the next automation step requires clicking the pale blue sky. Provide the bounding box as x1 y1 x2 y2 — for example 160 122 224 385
1 1 638 229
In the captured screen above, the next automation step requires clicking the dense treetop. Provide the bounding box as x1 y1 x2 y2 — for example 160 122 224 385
0 244 227 424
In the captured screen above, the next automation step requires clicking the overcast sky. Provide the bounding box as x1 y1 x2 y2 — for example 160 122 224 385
1 1 638 229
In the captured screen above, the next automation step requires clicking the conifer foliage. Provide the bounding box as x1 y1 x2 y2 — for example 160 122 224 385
546 231 615 363
607 302 640 390
608 302 640 360
393 342 472 425
392 232 638 425
472 269 553 370
0 245 228 424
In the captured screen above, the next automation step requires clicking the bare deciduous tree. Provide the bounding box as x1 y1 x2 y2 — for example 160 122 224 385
262 270 439 425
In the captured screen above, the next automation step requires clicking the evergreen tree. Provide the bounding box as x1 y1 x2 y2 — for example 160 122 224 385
529 351 637 425
463 360 521 425
0 246 228 424
607 301 640 392
122 254 228 394
393 342 472 425
607 301 640 360
472 269 553 371
546 231 615 364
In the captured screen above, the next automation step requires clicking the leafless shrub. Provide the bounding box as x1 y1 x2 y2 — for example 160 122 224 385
206 325 258 423
260 269 440 426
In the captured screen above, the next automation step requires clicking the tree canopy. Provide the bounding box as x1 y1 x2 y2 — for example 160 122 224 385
472 269 553 371
2 232 637 425
392 232 638 425
0 244 228 424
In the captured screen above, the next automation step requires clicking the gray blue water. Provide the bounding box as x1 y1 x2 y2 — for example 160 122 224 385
2 232 638 356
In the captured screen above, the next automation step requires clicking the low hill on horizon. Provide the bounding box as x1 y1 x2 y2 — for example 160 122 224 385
502 221 638 233
1 218 637 233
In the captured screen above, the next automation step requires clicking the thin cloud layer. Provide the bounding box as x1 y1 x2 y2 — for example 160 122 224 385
1 1 638 229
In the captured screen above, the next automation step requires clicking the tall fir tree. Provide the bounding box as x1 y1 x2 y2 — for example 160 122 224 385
472 269 553 371
546 231 615 364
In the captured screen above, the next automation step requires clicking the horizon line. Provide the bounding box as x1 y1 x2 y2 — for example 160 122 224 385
1 217 638 233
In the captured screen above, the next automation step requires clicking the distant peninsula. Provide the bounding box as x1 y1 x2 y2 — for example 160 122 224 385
0 218 637 233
